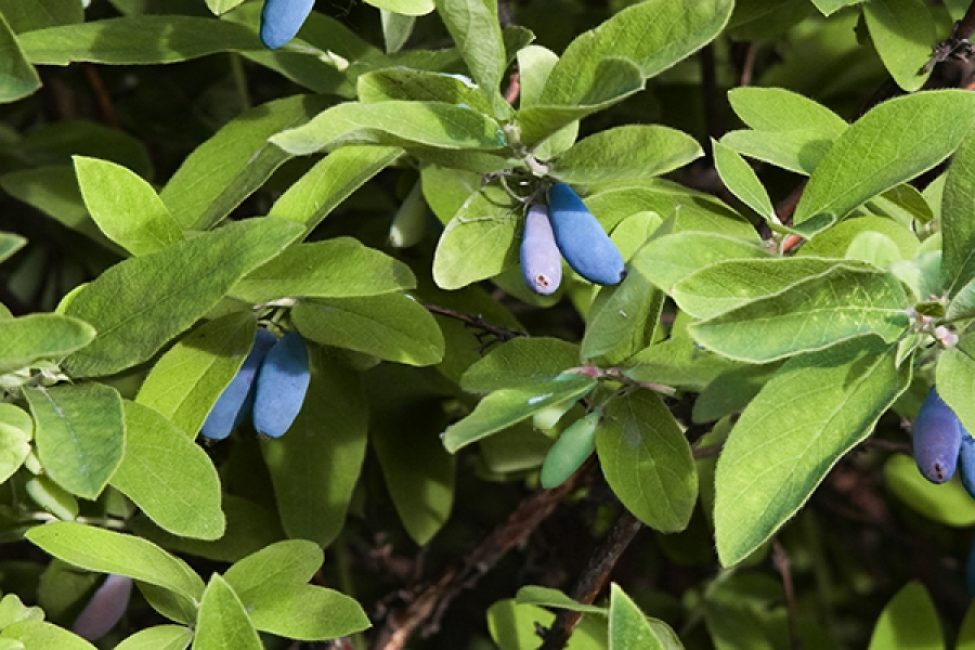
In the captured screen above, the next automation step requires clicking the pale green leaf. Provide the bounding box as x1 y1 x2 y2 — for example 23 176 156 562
25 383 124 500
609 584 666 650
63 218 302 377
867 582 942 650
863 0 935 92
460 337 579 393
74 156 182 256
714 339 911 566
192 575 261 650
0 403 32 484
111 401 224 540
630 232 770 294
115 625 192 650
0 13 40 103
223 540 322 606
0 313 95 374
689 265 911 363
596 391 697 532
884 453 975 527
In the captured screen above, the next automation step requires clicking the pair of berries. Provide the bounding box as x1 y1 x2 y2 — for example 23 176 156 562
259 0 314 50
200 329 311 440
912 388 975 498
520 183 626 296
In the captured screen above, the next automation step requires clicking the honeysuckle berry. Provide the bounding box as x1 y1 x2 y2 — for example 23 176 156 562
520 203 562 295
547 182 625 286
540 410 600 489
200 328 277 441
260 0 315 50
912 387 963 484
253 331 311 438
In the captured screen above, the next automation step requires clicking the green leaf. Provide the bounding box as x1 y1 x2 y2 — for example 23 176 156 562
0 232 26 264
25 383 124 500
487 599 607 650
551 126 702 185
514 586 606 615
0 313 95 374
461 337 579 393
714 339 911 566
111 401 224 540
432 185 520 290
357 67 491 114
115 625 192 650
271 101 507 155
631 232 770 294
136 312 256 437
0 0 83 32
863 0 935 92
0 403 32 484
73 156 182 256
884 453 975 527
712 139 776 224
25 475 78 521
540 0 733 105
63 218 302 377
268 146 402 232
367 0 433 15
205 0 247 15
0 166 116 249
223 540 321 606
25 522 204 606
689 265 911 364
609 584 667 650
942 133 975 294
672 257 849 320
0 13 40 103
516 58 643 146
936 333 975 438
867 582 943 650
192 575 262 650
260 350 367 546
793 91 975 229
433 0 509 116
581 271 664 364
161 95 332 230
727 86 847 135
372 409 455 545
809 0 862 15
380 10 414 53
0 621 94 650
292 294 444 366
233 239 416 303
19 16 260 65
596 391 697 532
443 373 596 453
720 128 832 175
246 585 371 641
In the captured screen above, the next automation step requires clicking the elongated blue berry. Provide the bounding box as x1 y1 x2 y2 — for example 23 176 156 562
253 331 310 438
547 182 624 286
913 387 963 484
260 0 315 50
200 328 277 441
960 433 975 499
72 574 133 641
520 203 562 295
540 411 599 489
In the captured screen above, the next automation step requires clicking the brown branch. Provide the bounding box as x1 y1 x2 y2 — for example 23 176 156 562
424 303 526 343
772 540 801 650
81 64 120 129
740 42 758 87
371 461 592 650
538 511 643 650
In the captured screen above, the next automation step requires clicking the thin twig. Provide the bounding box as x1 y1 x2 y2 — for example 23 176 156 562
424 303 526 343
740 42 758 87
371 461 592 650
538 511 643 650
81 64 120 129
772 540 801 650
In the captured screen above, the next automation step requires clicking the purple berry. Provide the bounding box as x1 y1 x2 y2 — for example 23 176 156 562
72 574 132 641
200 328 277 441
520 204 562 295
912 387 963 484
547 183 625 286
960 433 975 498
252 332 310 439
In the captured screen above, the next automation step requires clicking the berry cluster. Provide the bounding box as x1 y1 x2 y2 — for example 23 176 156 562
912 387 975 495
200 330 311 440
520 183 626 295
